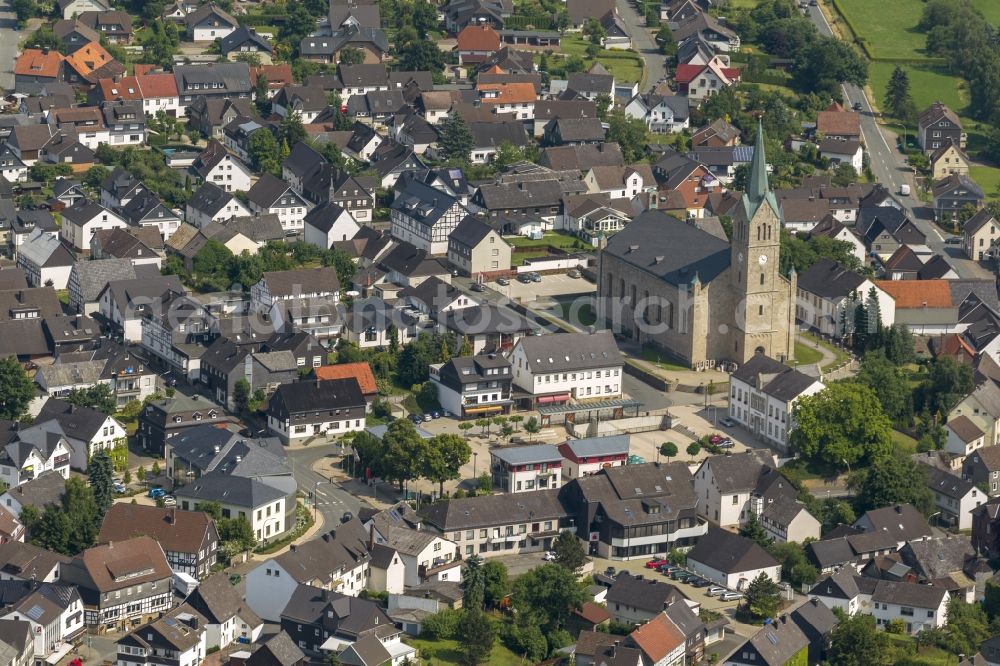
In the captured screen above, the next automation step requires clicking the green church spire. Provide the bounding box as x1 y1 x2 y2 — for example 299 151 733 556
741 119 779 219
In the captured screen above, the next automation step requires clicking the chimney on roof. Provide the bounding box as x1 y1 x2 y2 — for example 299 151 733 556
166 509 175 524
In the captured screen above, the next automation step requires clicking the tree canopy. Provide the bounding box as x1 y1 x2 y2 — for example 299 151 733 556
0 358 37 421
790 382 894 470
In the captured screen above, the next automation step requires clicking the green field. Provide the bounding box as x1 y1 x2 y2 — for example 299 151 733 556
556 35 644 84
405 639 526 666
971 0 1000 25
793 342 823 366
836 0 929 59
971 165 1000 201
869 62 965 116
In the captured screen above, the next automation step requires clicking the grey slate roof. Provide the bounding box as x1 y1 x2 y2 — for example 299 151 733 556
559 435 630 458
602 209 732 286
604 571 684 613
922 464 975 501
491 444 561 465
687 527 779 574
796 258 867 299
700 450 773 493
731 354 819 402
448 216 493 248
173 473 287 508
420 489 566 530
514 329 621 373
870 579 947 608
272 519 370 584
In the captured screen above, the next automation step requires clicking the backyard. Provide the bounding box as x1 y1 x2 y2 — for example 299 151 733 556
549 34 644 84
405 639 526 666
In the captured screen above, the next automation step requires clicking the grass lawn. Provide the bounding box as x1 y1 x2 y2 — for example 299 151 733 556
553 34 644 84
971 165 1000 201
869 62 966 116
891 429 918 454
505 232 586 249
405 639 526 666
792 341 823 366
885 634 958 665
638 346 690 371
836 0 928 60
971 0 1000 25
553 297 597 326
798 331 851 372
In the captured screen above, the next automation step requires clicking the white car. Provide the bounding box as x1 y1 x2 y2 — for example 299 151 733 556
543 551 557 561
720 592 743 601
162 495 177 507
707 587 727 597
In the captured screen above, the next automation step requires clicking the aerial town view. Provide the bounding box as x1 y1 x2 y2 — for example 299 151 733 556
0 0 997 663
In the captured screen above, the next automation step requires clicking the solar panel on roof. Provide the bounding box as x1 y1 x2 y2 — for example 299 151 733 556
766 633 778 645
25 605 44 621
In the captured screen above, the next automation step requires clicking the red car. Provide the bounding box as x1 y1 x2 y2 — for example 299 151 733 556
645 558 668 569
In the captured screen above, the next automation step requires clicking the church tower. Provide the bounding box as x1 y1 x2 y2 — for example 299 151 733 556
729 121 791 362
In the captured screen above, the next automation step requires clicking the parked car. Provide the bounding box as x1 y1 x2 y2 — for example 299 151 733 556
148 487 166 499
471 282 485 292
945 236 963 245
529 272 542 283
567 269 581 279
852 101 863 111
720 417 735 427
690 578 711 588
422 413 433 422
719 438 735 448
517 274 533 284
543 551 557 561
707 587 727 597
720 592 744 601
604 566 616 577
709 435 723 445
113 482 127 494
432 410 442 419
408 413 423 424
645 558 668 569
162 495 176 507
497 277 510 286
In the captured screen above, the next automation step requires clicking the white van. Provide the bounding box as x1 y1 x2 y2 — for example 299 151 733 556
899 184 911 196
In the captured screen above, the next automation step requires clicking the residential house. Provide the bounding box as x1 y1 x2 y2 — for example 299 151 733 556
918 101 965 152
854 504 933 549
964 446 1000 497
693 449 776 527
31 398 127 471
137 393 235 455
686 527 781 590
186 97 254 140
0 473 68 521
174 474 292 546
429 354 513 419
624 92 689 133
543 117 605 147
560 462 708 560
250 267 341 316
858 206 926 259
390 174 470 255
60 536 173 632
0 427 72 487
183 573 264 650
725 614 812 666
490 445 562 493
244 520 372 621
220 27 273 61
691 118 740 148
266 379 367 443
455 25 500 65
15 230 75 289
819 138 864 172
816 102 861 141
921 464 982 530
2 583 84 662
871 579 948 634
626 611 687 666
190 140 253 193
97 504 219 579
674 60 740 103
931 139 970 180
173 63 252 108
963 209 999 261
115 610 207 666
303 202 361 250
557 435 629 480
603 572 686 625
508 330 624 407
972 496 1000 558
796 258 882 337
93 73 182 118
185 3 238 41
102 101 147 146
246 174 312 235
446 217 510 278
933 174 983 221
78 10 132 42
366 512 459 589
59 199 126 252
185 182 251 228
728 353 825 452
13 50 65 95
671 10 740 51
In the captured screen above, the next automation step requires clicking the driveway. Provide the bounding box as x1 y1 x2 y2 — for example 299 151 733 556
0 0 22 91
614 0 665 91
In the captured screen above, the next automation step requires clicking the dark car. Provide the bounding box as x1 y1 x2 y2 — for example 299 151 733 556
408 413 423 424
852 101 863 111
604 566 616 577
496 277 510 286
517 274 532 284
471 282 485 292
691 578 711 588
945 236 963 245
529 272 542 283
432 410 442 419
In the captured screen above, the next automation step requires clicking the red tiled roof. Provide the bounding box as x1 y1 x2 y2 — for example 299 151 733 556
628 613 685 662
673 63 703 85
572 601 611 625
315 362 378 395
477 82 536 105
14 49 64 78
65 41 120 80
817 109 861 136
252 64 294 89
133 64 156 76
456 25 501 53
137 72 179 98
874 280 953 308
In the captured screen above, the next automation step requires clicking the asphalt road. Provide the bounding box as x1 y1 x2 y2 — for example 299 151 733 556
615 0 666 92
0 0 18 91
286 443 369 528
805 2 992 280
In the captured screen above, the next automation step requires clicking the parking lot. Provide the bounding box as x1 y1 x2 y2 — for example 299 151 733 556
489 273 596 303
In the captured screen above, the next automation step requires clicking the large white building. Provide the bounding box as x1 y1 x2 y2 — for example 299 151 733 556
490 444 562 493
728 353 824 452
508 330 624 407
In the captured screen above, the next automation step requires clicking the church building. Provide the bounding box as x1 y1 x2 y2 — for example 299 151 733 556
596 124 796 369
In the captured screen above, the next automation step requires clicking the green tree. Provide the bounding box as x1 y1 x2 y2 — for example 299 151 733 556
195 500 223 520
595 93 612 121
939 597 991 658
29 477 100 555
606 110 647 162
89 451 115 518
219 515 257 550
82 165 110 190
552 531 586 571
482 560 509 609
744 572 781 620
248 129 281 175
382 419 428 491
504 621 548 662
524 416 541 439
739 514 773 549
918 356 974 416
233 378 251 413
279 113 307 148
790 382 893 469
458 610 496 665
793 35 868 96
396 40 445 72
854 351 913 424
686 441 701 458
827 614 892 666
0 358 35 420
511 564 586 634
851 451 933 515
253 73 270 110
423 433 471 496
139 20 180 68
768 541 818 588
338 47 366 65
884 65 917 122
438 115 475 163
66 384 117 415
659 442 678 461
462 555 485 611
